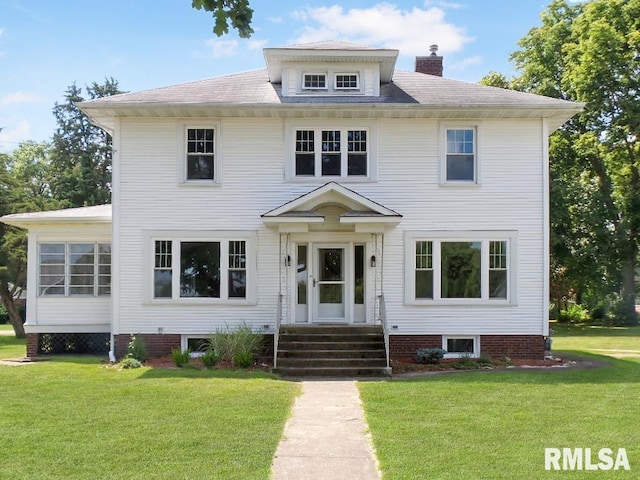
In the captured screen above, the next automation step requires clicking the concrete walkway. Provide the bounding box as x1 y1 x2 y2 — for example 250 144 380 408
271 380 382 480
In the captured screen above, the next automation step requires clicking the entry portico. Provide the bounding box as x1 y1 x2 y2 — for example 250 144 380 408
262 182 401 326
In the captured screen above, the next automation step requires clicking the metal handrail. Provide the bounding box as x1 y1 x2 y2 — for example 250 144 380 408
273 293 283 369
378 293 390 369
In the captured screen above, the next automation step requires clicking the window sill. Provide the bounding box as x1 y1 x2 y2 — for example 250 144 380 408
439 181 481 188
146 298 256 306
287 176 375 183
179 181 221 188
407 299 514 307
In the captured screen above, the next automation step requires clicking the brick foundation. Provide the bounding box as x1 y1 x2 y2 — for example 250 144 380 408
26 333 39 358
114 333 275 360
480 335 545 360
389 335 442 358
389 334 546 360
114 334 181 359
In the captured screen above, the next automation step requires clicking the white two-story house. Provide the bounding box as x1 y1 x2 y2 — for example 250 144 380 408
2 42 582 367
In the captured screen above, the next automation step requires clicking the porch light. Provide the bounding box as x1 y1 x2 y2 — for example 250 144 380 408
284 254 291 267
370 255 376 267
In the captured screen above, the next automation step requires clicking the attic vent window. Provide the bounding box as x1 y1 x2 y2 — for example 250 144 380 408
335 74 359 90
303 73 327 90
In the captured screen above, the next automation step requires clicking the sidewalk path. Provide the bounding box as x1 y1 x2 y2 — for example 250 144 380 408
271 380 381 480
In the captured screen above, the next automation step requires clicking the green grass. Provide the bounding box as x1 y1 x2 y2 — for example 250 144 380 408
552 323 640 356
0 323 15 331
0 335 26 359
0 357 299 480
360 326 640 479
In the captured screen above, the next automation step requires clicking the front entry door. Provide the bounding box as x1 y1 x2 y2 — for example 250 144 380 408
314 246 348 323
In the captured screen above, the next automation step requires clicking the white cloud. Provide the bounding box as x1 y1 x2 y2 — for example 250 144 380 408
204 38 239 58
424 0 464 9
0 120 32 152
267 16 284 24
248 39 268 50
0 92 38 106
449 55 483 71
289 3 471 56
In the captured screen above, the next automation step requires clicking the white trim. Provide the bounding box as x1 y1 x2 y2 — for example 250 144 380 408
541 118 550 336
178 121 222 186
439 122 482 186
112 118 121 336
142 230 257 305
24 323 111 334
404 230 518 306
442 335 480 358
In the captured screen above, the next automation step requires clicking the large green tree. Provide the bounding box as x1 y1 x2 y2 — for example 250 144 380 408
191 0 254 38
0 143 62 337
49 78 122 207
499 0 640 322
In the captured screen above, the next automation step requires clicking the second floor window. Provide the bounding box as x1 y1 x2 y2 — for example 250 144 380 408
186 128 215 181
295 128 369 178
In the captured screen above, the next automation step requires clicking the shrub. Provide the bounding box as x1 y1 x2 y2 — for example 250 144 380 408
415 347 446 364
606 295 639 326
452 353 478 369
477 354 492 366
171 348 191 367
206 323 262 363
201 349 221 368
0 304 8 324
127 335 147 362
119 357 142 369
557 303 590 324
234 351 254 368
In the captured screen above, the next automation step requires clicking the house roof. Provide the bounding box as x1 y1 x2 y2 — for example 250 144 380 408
77 42 583 132
0 204 112 228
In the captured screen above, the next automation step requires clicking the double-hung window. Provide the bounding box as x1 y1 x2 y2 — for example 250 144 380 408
150 233 254 303
406 232 514 304
442 126 478 183
292 126 371 179
38 242 111 297
183 126 220 183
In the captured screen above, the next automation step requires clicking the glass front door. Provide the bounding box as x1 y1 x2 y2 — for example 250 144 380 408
314 246 347 322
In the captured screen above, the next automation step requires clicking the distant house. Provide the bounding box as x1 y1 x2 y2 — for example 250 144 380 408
1 42 582 369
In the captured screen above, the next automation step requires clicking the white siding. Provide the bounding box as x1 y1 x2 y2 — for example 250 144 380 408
115 116 547 336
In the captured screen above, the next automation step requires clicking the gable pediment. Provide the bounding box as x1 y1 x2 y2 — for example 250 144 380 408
262 182 401 232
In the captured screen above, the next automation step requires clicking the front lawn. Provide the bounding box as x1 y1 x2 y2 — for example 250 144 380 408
360 326 640 479
0 334 26 359
0 356 299 480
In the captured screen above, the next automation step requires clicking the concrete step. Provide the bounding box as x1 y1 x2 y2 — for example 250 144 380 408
279 349 386 359
278 340 383 351
278 333 383 343
280 325 382 335
274 366 391 377
277 357 387 368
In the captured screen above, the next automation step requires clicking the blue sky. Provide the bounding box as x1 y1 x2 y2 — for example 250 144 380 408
0 0 552 151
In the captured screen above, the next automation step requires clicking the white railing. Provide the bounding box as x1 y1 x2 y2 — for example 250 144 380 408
273 293 283 369
378 293 390 370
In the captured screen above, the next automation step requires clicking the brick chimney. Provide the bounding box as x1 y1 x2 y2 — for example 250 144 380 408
415 44 443 76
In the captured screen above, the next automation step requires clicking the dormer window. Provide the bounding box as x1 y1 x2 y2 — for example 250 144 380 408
303 73 327 90
335 73 359 90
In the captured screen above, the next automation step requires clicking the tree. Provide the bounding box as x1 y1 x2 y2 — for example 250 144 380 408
509 0 640 322
191 0 254 38
49 78 123 208
0 143 62 337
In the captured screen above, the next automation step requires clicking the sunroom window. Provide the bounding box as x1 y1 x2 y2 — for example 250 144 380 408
38 242 111 297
